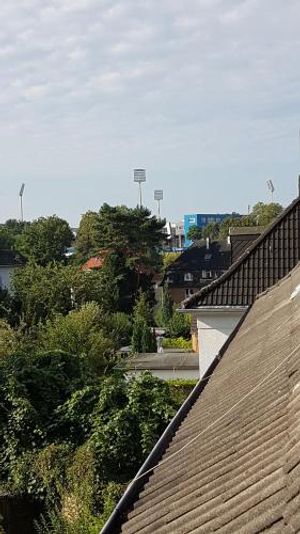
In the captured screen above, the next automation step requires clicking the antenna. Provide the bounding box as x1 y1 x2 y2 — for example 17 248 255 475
19 183 25 221
154 190 163 218
266 179 275 203
134 169 146 208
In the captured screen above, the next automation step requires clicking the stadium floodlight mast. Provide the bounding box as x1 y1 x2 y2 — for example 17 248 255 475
19 183 25 222
134 169 146 208
266 179 275 202
154 189 163 218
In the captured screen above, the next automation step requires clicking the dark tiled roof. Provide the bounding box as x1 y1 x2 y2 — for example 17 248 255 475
230 226 263 264
182 196 300 308
0 250 24 267
118 263 300 533
164 240 231 288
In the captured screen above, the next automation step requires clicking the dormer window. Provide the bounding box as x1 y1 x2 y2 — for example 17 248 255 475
184 272 193 282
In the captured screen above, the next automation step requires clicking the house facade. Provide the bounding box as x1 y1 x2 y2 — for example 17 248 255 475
182 195 300 377
0 251 24 293
164 238 231 304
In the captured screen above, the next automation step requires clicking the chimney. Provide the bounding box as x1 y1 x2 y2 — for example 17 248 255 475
206 237 210 250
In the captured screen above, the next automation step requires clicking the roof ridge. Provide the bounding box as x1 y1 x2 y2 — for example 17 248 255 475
182 195 300 309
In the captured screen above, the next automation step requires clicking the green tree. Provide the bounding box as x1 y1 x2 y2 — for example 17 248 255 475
95 204 164 271
202 222 220 239
167 309 191 339
73 256 121 314
162 252 180 270
0 319 18 357
38 303 116 374
133 290 153 326
0 228 15 249
16 216 73 265
159 284 173 326
12 262 75 326
251 202 283 226
75 212 101 259
186 225 202 243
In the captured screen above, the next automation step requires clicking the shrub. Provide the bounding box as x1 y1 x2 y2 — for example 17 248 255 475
162 337 192 350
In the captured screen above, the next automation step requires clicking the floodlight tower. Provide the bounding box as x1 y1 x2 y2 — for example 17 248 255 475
134 169 146 208
154 189 163 218
19 183 25 222
266 179 275 202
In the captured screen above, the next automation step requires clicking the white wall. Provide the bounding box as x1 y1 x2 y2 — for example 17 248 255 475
197 308 247 378
0 267 15 292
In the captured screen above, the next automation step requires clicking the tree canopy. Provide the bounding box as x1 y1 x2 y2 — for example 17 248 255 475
186 225 203 242
16 216 73 265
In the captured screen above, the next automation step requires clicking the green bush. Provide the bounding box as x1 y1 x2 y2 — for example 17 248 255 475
167 310 191 339
162 337 192 350
167 379 197 407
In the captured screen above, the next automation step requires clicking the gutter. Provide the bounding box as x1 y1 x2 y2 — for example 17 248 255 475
100 306 251 534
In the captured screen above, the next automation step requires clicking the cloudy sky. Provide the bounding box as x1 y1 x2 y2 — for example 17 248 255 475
0 0 300 225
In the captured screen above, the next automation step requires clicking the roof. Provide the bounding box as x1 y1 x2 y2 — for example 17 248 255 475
81 250 109 271
164 240 231 287
123 352 198 371
182 195 300 308
0 250 24 267
115 262 300 533
229 226 264 236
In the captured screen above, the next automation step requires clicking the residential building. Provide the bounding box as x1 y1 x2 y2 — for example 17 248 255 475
0 250 24 292
103 262 300 533
164 238 231 304
182 194 300 377
184 212 237 247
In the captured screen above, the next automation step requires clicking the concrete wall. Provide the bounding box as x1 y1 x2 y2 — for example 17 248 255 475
197 308 246 378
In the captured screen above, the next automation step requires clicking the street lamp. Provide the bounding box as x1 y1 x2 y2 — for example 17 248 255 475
154 189 163 218
134 169 146 208
19 183 25 222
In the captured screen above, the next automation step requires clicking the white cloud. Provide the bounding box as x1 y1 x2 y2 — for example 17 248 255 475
0 0 299 224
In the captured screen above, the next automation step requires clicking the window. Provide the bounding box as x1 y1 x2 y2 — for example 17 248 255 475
185 288 194 298
202 270 212 279
201 217 206 223
184 272 193 282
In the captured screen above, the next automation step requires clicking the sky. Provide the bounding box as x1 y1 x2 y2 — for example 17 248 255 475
0 0 300 226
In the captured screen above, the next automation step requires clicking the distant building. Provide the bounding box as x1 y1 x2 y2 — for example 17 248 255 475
163 221 185 251
164 238 231 304
0 250 24 293
184 213 239 247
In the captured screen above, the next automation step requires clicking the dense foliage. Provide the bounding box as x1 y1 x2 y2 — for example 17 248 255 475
16 216 73 265
0 203 190 532
0 347 177 530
